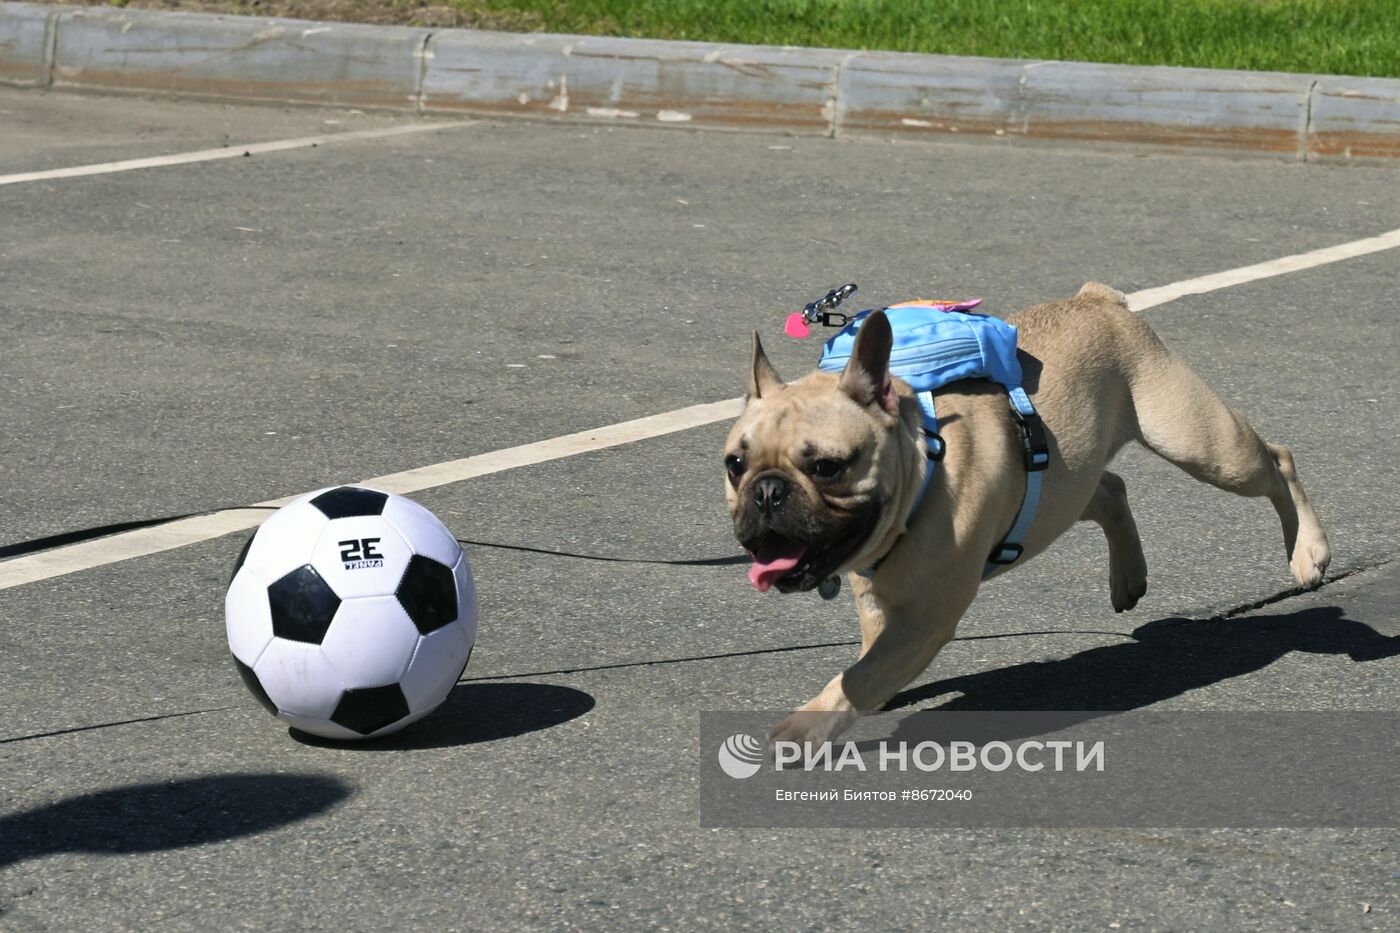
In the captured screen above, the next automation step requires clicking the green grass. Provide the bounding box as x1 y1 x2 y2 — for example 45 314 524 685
450 0 1400 77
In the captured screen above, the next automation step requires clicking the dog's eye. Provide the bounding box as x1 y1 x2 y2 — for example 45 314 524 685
725 454 746 484
811 458 847 480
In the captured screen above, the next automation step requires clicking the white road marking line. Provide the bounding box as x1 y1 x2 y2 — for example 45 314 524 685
1127 226 1400 311
361 398 743 496
0 121 475 186
2 225 1399 590
0 509 275 590
0 399 743 590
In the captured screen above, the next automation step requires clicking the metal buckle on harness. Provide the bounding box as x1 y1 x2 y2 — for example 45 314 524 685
987 543 1024 565
923 428 945 461
1016 410 1050 472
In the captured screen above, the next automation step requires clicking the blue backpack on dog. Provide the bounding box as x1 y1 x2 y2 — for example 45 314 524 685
789 286 1049 579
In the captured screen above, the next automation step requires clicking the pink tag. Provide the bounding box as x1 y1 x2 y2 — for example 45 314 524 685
784 312 811 339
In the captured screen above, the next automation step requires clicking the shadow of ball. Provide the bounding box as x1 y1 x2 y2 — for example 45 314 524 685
289 681 594 750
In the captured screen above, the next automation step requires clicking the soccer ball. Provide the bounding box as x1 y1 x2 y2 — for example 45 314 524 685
225 485 476 740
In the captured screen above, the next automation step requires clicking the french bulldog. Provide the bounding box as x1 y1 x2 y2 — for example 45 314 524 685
724 283 1330 746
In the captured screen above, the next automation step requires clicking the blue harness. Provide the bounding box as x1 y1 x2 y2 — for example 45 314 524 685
814 301 1050 580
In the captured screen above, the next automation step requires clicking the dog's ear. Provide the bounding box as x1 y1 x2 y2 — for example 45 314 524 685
747 331 785 400
839 310 898 414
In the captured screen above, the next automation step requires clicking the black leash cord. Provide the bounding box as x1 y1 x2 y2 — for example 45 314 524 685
0 507 748 568
453 538 748 567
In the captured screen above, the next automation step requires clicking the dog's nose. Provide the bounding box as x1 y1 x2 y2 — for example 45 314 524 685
753 476 789 514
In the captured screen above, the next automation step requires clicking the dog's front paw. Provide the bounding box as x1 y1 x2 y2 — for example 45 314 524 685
767 707 858 758
1290 531 1331 590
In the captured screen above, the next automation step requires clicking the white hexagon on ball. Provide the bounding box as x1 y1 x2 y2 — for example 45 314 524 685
319 596 418 688
401 619 474 713
224 567 274 667
451 555 478 646
253 640 345 720
383 494 462 567
225 485 478 741
237 494 331 582
310 516 411 600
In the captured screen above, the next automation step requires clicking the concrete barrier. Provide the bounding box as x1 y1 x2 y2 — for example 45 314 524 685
422 31 845 133
839 54 1315 157
3 3 1400 163
1015 61 1313 156
50 7 427 110
1308 77 1400 162
0 2 52 87
836 51 1025 139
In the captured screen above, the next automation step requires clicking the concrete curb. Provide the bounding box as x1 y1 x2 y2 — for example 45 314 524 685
3 2 1399 163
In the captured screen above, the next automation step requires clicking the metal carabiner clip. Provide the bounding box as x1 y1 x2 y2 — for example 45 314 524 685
802 283 858 328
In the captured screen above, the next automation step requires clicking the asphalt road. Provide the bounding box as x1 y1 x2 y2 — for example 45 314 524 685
1 87 1397 930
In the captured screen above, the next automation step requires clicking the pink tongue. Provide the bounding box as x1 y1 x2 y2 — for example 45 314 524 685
747 542 807 592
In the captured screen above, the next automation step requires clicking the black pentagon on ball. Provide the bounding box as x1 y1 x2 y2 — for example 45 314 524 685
309 486 389 519
267 564 341 644
395 554 457 634
331 684 410 735
232 655 278 716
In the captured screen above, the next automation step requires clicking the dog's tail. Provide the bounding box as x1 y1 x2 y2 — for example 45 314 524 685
1077 281 1129 307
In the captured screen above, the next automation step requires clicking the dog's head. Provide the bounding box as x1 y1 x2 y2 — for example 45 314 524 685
724 311 914 593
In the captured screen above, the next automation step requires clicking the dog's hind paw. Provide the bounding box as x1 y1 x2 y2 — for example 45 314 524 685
1109 550 1148 613
1112 577 1147 613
